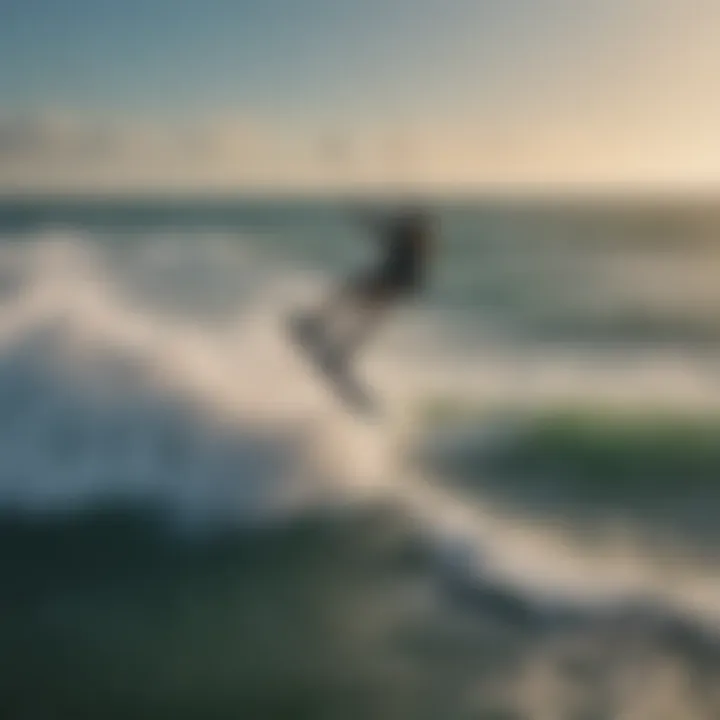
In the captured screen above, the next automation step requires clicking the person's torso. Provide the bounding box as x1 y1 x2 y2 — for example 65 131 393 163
383 224 429 279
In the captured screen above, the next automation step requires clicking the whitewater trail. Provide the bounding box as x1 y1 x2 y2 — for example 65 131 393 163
0 232 411 520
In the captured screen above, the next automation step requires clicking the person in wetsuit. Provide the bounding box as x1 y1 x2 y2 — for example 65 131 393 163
302 206 433 365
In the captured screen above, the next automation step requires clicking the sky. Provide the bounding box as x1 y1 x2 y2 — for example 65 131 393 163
2 0 720 193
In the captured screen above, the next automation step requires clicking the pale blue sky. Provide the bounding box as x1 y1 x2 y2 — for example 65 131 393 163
0 0 571 120
2 0 720 191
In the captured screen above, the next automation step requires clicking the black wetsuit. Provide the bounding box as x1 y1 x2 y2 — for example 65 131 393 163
371 216 429 298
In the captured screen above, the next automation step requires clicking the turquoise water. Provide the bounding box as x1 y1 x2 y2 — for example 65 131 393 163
0 196 719 718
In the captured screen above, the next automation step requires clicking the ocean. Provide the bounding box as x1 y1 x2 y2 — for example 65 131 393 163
0 195 719 719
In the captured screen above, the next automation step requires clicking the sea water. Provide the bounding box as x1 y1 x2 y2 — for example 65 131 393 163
0 196 719 719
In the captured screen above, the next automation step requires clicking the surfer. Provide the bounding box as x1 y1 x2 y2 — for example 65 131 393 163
299 206 433 366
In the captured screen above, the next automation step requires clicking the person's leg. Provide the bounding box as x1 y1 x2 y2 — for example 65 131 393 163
327 288 397 366
314 280 359 325
294 278 356 347
308 273 374 342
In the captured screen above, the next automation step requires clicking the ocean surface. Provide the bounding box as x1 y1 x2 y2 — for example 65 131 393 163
0 195 719 719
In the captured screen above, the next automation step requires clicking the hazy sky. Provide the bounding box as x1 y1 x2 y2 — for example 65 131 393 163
2 0 720 192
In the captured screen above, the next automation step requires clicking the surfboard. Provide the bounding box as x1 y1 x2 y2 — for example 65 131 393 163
286 313 378 417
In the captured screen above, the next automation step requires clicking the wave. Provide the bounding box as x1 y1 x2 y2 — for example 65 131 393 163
0 227 719 717
420 403 720 512
0 229 718 632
